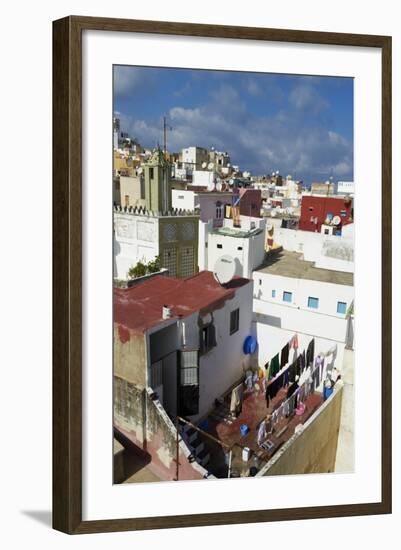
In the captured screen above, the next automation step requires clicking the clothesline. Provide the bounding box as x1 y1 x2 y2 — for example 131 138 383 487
259 355 331 445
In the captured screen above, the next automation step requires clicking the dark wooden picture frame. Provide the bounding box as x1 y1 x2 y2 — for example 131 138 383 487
53 15 392 534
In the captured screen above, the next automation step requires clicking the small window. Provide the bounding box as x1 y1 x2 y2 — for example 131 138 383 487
324 228 330 235
201 324 217 354
149 167 154 179
237 246 243 251
205 242 208 248
259 279 262 286
340 210 347 217
217 244 223 249
230 309 240 335
337 301 347 314
272 290 276 298
283 291 292 303
124 195 130 207
308 206 314 211
307 297 319 309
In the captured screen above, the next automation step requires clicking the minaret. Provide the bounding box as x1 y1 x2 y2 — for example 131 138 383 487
143 147 171 213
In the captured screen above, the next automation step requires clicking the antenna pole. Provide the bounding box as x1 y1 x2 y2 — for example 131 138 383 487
163 116 167 158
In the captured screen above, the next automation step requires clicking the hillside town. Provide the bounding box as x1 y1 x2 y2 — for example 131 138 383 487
113 116 354 483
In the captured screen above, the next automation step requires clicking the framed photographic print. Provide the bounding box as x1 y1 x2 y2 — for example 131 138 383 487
53 16 392 534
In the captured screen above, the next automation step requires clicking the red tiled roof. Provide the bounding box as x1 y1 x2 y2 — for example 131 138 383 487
114 271 250 335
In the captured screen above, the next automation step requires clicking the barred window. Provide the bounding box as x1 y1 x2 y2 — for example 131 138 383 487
180 350 199 385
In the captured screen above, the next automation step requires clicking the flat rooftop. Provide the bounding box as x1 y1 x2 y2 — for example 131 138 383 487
114 271 250 334
211 226 263 239
256 249 353 286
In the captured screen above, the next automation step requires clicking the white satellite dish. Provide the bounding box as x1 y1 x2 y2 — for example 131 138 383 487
216 181 222 191
207 162 214 170
213 255 236 285
332 215 341 225
201 161 207 169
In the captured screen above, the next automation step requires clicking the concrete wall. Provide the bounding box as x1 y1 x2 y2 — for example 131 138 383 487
119 175 144 207
253 273 354 321
272 227 354 273
114 379 207 481
114 213 159 279
114 325 147 386
258 384 343 476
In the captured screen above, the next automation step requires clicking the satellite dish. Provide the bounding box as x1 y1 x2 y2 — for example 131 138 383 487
213 255 236 285
332 215 341 225
201 161 207 169
207 162 214 170
216 181 222 191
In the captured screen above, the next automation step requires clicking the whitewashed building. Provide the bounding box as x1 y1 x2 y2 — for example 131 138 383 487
199 215 266 278
336 181 355 196
114 208 199 280
253 249 354 371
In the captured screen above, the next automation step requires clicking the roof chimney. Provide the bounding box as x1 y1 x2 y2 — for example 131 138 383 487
162 305 172 319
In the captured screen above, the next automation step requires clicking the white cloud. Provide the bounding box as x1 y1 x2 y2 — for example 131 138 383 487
119 81 352 182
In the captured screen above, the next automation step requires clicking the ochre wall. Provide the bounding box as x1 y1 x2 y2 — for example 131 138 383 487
262 385 343 476
114 325 147 386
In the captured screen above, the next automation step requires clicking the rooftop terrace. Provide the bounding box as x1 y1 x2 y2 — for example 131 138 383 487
256 249 353 286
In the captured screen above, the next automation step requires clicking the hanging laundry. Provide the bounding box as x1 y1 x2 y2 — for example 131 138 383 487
306 338 315 367
280 343 289 369
269 353 280 379
315 354 325 382
264 361 270 380
257 419 267 446
295 355 302 376
230 383 244 416
301 350 306 372
288 361 297 383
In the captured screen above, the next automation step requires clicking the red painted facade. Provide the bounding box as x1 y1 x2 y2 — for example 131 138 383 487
299 195 353 232
235 188 262 218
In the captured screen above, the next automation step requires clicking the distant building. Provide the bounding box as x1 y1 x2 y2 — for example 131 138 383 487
172 188 234 227
234 188 262 218
336 181 355 196
191 170 217 187
119 175 144 208
181 146 209 173
310 181 336 196
299 195 353 233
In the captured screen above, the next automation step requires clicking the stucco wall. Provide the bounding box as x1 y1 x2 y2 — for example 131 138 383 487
272 227 354 273
114 213 159 279
253 273 354 321
114 325 147 386
114 378 207 481
259 384 343 476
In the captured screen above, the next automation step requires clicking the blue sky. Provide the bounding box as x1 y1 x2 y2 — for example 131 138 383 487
113 65 353 184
